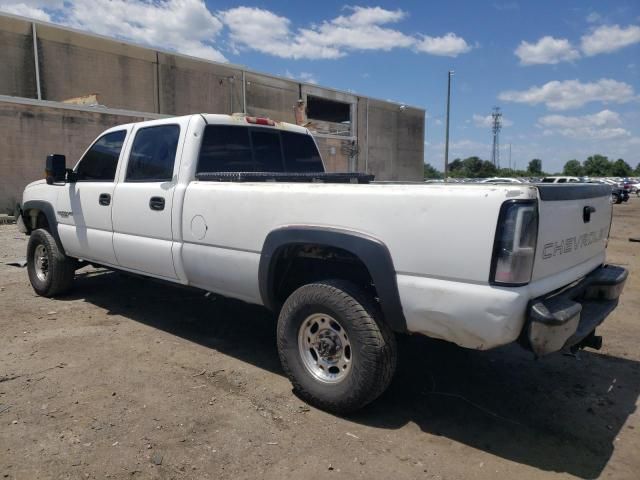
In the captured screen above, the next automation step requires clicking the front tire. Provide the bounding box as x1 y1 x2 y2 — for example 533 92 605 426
27 228 75 297
277 280 397 414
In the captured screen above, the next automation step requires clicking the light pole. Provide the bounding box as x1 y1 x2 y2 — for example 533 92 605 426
444 70 454 182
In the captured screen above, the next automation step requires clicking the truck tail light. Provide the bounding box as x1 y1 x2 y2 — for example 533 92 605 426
490 200 538 286
246 116 276 126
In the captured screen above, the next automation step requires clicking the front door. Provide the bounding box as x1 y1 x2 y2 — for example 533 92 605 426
56 129 127 266
112 124 181 279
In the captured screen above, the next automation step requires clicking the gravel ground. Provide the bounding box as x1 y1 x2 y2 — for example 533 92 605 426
1 199 639 480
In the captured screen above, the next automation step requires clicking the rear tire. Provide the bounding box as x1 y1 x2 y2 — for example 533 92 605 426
277 279 397 414
27 228 75 297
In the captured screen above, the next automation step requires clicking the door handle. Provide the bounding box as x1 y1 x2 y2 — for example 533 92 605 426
98 193 111 206
149 196 165 211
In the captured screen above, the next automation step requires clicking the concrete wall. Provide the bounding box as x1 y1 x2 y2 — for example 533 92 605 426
366 99 424 181
36 23 159 112
0 100 155 212
0 15 37 98
0 12 425 207
158 53 243 115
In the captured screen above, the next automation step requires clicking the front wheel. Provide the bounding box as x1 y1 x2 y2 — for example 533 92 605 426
27 228 76 297
277 280 397 414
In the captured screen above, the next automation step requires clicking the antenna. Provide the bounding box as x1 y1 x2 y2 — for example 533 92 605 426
491 107 502 169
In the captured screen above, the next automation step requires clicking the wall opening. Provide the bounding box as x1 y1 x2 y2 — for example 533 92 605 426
306 95 351 124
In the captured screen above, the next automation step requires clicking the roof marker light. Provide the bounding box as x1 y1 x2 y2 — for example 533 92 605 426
246 116 276 126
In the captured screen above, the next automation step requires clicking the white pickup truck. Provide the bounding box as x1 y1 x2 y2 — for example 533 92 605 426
18 114 627 413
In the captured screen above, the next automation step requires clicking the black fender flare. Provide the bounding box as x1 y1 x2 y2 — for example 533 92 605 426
258 226 407 333
22 200 66 254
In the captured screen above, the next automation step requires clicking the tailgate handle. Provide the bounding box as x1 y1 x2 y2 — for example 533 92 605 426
583 205 596 223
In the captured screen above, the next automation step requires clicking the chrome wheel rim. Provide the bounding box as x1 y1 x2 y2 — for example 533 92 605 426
297 313 352 384
34 244 49 282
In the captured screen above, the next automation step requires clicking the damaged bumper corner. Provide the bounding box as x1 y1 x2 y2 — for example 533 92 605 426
524 264 628 356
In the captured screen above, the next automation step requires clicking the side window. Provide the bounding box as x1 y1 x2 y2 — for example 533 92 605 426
557 178 566 183
197 125 253 173
126 125 180 182
75 130 126 182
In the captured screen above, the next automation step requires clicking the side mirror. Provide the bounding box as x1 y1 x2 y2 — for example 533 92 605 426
45 154 66 185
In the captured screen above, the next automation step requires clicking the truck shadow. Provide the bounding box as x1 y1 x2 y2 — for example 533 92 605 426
64 268 639 478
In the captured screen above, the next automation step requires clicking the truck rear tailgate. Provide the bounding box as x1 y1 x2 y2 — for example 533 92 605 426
532 184 612 282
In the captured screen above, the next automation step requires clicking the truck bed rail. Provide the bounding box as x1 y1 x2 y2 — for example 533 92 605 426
195 171 375 184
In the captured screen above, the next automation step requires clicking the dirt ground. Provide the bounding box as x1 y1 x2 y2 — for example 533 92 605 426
1 199 639 480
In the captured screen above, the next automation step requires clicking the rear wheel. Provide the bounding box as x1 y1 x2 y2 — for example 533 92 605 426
277 279 397 414
27 228 76 297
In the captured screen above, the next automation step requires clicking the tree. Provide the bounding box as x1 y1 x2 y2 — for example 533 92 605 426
447 157 497 178
609 158 632 177
563 159 583 176
635 163 640 176
448 159 464 176
527 159 543 175
423 163 442 179
583 154 610 176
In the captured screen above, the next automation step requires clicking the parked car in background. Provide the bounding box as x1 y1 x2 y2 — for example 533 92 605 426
479 177 525 184
541 176 581 183
591 179 629 204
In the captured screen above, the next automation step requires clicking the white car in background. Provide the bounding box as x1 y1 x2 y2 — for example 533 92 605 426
541 176 581 183
479 177 525 184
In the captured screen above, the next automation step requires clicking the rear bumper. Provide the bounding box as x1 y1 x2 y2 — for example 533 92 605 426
524 265 628 356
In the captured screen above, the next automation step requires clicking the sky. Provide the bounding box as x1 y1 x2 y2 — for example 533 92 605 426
1 1 639 173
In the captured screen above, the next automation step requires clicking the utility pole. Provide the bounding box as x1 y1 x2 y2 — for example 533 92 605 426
444 70 454 181
491 107 502 168
509 143 512 170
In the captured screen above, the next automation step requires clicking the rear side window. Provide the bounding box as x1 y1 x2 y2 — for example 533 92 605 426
197 125 253 172
75 130 126 181
126 125 180 182
196 125 322 173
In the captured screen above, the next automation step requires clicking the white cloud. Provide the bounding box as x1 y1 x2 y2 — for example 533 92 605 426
498 78 637 110
0 2 51 20
284 70 318 85
221 6 418 59
515 36 580 65
472 114 513 128
581 24 640 56
0 0 227 62
537 109 630 140
414 33 472 57
220 6 471 60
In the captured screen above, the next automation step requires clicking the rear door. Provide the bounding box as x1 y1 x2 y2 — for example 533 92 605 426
532 184 612 281
111 122 183 279
56 129 128 265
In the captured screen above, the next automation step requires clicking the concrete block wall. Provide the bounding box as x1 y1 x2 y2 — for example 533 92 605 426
0 15 37 98
0 100 154 212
